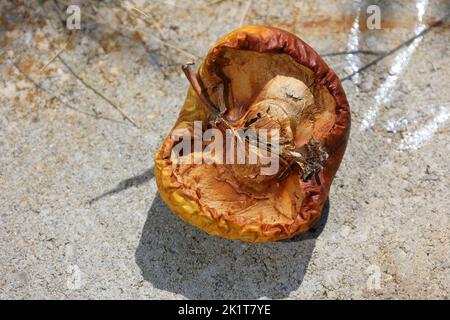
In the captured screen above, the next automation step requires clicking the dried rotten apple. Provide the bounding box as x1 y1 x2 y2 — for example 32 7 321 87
155 25 350 242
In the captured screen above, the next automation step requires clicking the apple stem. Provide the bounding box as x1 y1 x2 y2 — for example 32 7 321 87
181 63 220 115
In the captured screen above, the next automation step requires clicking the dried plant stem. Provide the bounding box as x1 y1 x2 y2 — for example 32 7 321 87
321 50 384 57
57 0 197 61
148 33 198 61
181 63 219 114
201 0 228 7
57 55 139 128
130 7 165 40
122 8 198 60
10 59 123 124
40 42 67 72
341 12 450 82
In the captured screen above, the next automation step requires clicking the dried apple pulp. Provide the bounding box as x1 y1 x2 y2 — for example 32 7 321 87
156 48 339 241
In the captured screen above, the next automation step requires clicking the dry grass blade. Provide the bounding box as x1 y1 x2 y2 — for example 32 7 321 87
130 7 165 40
123 7 198 60
40 42 67 72
9 59 124 124
239 0 252 26
56 0 197 61
57 55 139 128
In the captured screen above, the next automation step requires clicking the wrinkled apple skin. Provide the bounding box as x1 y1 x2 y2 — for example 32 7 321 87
155 25 350 242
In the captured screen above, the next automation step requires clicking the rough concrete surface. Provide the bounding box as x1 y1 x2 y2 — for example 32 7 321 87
0 0 449 299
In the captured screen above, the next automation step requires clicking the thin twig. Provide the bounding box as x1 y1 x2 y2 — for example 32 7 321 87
57 55 139 128
321 50 384 57
341 12 450 82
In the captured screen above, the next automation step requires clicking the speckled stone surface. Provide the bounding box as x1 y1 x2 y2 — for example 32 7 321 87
0 0 449 299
